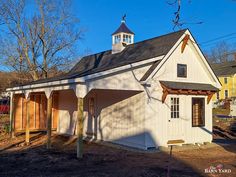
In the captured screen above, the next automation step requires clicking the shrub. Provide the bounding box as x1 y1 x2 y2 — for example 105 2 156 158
3 124 10 134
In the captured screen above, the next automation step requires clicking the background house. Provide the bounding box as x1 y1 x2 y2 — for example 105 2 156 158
212 61 236 101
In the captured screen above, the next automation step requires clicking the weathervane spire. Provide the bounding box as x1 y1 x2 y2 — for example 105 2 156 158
121 14 126 23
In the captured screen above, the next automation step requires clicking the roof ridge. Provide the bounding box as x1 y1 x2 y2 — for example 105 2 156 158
80 29 187 59
17 28 187 86
127 29 187 47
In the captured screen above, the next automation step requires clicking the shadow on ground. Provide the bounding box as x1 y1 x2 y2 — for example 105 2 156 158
0 133 210 177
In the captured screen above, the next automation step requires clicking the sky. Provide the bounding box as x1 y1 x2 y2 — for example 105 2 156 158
0 0 236 71
73 0 236 55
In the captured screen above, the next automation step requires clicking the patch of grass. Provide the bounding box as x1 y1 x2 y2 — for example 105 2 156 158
3 124 10 133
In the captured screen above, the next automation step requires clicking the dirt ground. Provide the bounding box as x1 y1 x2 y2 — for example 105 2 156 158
0 115 236 177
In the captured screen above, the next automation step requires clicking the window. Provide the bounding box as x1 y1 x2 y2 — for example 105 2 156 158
192 98 205 127
171 97 179 118
114 35 121 44
177 64 187 78
225 90 228 99
123 34 131 43
224 77 228 84
217 92 220 100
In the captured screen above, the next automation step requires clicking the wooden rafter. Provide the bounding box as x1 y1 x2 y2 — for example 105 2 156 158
207 92 214 104
160 83 216 104
181 34 190 53
162 90 169 103
161 84 169 103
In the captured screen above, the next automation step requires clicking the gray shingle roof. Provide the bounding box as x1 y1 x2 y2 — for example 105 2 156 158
211 61 236 76
68 29 186 78
19 29 187 86
112 22 134 35
160 81 219 91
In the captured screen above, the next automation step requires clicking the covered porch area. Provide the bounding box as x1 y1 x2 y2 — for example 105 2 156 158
9 85 144 157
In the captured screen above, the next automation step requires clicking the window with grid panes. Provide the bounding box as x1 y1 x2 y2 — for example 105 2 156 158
114 35 121 44
171 97 179 118
192 98 205 127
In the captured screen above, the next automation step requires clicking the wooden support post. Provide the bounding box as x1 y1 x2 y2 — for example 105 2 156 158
10 93 15 138
167 145 173 177
77 97 84 159
46 95 52 149
25 97 30 145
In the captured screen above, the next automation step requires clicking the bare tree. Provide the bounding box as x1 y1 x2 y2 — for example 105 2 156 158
0 0 84 80
207 41 235 63
166 0 203 30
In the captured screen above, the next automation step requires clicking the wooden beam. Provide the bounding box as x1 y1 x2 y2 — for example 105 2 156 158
162 90 169 103
167 139 185 144
170 90 179 94
10 93 15 138
15 128 56 133
46 95 53 149
160 82 217 103
207 92 215 104
25 97 30 145
181 34 190 53
77 97 84 158
197 90 207 95
177 89 188 94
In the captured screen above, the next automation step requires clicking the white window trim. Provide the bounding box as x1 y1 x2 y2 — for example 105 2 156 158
170 97 180 118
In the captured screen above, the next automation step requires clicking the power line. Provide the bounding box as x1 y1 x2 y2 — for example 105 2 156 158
201 37 236 48
199 32 236 45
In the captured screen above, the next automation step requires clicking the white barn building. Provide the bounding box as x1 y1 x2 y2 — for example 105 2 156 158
7 19 221 150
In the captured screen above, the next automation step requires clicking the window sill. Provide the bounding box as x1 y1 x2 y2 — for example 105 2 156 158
192 125 205 127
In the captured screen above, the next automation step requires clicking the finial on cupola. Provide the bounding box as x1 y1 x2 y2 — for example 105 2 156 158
121 14 126 23
111 14 134 54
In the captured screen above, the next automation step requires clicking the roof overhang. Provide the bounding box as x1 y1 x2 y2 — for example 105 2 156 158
160 80 219 104
7 55 164 92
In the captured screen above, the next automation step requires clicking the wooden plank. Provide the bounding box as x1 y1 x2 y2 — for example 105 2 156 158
167 139 185 144
29 95 35 129
40 94 47 129
15 128 56 133
25 98 30 145
10 93 15 138
52 94 59 129
35 95 40 129
22 97 27 129
46 96 52 149
21 97 24 130
34 95 36 128
77 97 84 158
14 95 22 130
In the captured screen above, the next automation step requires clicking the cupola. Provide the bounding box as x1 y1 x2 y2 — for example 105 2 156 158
112 15 134 54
